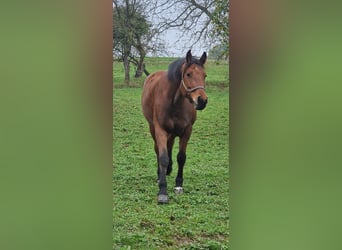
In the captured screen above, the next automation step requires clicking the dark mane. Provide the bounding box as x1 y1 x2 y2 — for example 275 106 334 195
167 57 204 84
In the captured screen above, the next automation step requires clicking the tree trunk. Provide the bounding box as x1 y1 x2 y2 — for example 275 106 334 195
123 55 130 85
134 46 150 79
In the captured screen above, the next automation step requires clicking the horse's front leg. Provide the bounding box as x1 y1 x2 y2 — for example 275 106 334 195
155 127 169 204
175 126 192 194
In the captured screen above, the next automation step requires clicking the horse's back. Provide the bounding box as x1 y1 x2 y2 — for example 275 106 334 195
142 71 167 96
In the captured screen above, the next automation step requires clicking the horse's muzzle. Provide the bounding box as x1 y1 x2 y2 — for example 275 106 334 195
196 96 207 110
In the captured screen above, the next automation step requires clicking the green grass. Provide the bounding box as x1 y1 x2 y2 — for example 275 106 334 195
113 57 229 88
113 86 229 249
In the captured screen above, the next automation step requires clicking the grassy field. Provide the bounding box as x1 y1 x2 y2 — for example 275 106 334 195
113 57 229 88
113 57 229 249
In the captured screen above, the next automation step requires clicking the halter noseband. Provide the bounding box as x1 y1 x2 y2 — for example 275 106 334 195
181 79 205 94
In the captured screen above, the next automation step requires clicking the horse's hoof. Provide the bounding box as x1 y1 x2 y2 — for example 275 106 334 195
157 194 169 204
174 187 184 194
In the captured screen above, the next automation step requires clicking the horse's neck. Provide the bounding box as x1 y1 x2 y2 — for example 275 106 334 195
172 82 184 105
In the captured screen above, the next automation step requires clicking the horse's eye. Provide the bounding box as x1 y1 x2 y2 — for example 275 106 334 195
204 74 207 78
186 73 191 77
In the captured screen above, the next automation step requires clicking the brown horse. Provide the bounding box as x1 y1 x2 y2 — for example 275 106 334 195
141 50 208 204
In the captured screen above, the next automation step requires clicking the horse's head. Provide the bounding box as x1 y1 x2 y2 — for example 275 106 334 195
181 50 208 110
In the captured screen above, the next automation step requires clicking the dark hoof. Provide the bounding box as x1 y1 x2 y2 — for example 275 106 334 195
157 194 169 204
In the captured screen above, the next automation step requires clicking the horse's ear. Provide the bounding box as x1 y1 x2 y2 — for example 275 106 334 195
186 50 192 63
200 52 207 65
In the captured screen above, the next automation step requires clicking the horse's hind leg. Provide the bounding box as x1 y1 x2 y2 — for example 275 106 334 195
174 127 192 194
155 143 160 181
166 135 175 175
149 124 161 180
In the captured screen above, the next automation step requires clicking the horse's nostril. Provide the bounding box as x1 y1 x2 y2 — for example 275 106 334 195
197 96 207 106
196 96 207 110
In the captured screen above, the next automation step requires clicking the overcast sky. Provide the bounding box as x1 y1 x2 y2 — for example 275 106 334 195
160 28 210 57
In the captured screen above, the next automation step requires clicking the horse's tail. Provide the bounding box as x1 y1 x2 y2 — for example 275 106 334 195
144 70 150 76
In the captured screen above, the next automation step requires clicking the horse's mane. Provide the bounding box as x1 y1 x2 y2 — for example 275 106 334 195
167 57 204 84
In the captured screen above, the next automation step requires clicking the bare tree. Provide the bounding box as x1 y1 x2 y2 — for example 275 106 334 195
148 0 228 54
113 0 166 83
113 0 228 84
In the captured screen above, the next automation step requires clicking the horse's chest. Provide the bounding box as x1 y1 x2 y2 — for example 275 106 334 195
164 113 194 135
